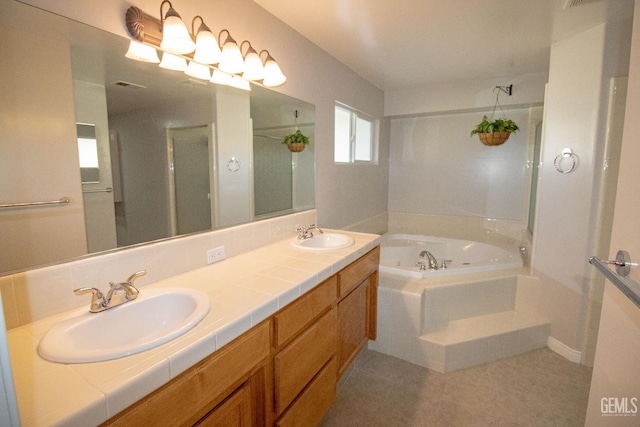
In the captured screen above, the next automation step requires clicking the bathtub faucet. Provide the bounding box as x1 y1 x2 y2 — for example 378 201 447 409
419 251 439 270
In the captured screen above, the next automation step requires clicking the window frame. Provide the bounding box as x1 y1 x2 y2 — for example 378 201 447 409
334 103 378 165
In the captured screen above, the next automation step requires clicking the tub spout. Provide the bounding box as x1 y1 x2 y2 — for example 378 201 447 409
419 250 439 270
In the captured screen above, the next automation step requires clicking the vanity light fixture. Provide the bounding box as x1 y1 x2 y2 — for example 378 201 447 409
125 3 286 88
159 52 187 71
240 41 264 81
260 50 287 87
218 29 245 75
125 40 160 63
185 61 212 80
191 16 222 65
159 0 195 55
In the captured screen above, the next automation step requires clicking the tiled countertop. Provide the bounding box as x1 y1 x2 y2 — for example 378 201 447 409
7 230 380 426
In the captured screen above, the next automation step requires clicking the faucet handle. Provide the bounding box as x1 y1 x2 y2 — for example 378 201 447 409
296 226 309 239
74 287 106 312
308 224 323 234
126 270 146 285
112 270 145 302
74 287 104 297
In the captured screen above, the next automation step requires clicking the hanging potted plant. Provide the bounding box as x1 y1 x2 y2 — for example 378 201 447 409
470 115 519 146
282 129 309 152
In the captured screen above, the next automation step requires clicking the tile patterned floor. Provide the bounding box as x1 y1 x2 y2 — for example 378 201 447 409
320 348 592 427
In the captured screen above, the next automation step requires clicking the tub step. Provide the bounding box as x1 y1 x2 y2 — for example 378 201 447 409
419 310 550 372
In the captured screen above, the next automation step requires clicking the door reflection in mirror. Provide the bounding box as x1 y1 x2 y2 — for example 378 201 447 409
168 125 213 236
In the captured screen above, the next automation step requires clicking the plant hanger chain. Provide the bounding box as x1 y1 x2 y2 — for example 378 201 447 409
490 84 513 121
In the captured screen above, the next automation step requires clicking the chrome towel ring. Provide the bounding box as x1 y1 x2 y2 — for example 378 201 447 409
554 148 579 174
227 157 240 172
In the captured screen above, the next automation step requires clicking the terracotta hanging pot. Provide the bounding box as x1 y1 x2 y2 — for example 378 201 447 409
286 142 306 152
283 129 309 152
478 131 511 146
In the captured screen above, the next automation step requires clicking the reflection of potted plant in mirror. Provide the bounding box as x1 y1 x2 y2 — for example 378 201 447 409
470 115 519 146
283 129 310 152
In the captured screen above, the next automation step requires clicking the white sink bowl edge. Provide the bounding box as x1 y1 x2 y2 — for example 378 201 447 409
38 287 211 364
290 232 355 251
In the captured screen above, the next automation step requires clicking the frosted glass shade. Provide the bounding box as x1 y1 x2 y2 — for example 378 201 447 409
262 57 286 87
159 52 187 71
210 69 233 85
242 50 264 81
125 41 160 63
185 61 211 80
229 76 251 91
193 26 222 64
161 13 195 54
219 37 245 74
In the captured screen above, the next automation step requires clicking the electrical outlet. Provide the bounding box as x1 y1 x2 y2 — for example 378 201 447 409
207 246 225 264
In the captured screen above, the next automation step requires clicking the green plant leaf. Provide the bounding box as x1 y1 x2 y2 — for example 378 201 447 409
282 129 310 145
470 116 519 136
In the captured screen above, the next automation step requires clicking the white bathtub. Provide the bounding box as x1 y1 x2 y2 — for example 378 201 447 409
379 234 523 278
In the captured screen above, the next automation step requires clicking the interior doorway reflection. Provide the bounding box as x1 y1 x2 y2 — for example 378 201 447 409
167 126 213 236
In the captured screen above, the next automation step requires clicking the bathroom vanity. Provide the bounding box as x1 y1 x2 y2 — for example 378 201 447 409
103 246 379 426
6 231 380 426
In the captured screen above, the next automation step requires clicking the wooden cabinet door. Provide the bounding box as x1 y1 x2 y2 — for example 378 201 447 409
337 278 369 377
196 383 252 427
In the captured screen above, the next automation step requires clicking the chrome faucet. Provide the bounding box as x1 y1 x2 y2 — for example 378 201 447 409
419 251 439 270
74 270 146 313
296 224 324 240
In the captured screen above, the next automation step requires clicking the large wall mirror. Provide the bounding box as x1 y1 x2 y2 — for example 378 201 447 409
0 0 315 274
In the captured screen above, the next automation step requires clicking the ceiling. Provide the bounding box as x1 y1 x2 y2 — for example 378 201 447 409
254 0 634 91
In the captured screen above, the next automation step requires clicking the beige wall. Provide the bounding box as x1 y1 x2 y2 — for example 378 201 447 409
586 2 640 424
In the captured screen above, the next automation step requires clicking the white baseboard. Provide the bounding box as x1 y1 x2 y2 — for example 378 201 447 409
547 336 582 363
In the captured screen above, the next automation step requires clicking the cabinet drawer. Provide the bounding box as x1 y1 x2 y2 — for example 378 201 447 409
274 308 337 415
273 275 337 347
275 357 337 427
338 247 379 298
103 321 270 427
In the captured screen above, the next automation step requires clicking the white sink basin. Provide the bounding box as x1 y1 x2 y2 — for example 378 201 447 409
290 233 355 251
38 288 210 363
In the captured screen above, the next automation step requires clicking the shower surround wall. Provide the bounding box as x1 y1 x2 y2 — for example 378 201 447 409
387 106 541 246
390 110 528 219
